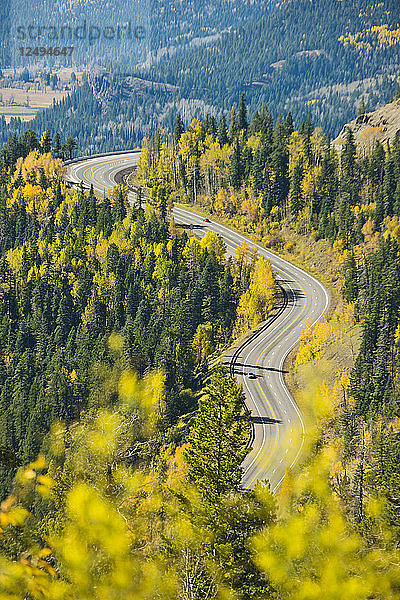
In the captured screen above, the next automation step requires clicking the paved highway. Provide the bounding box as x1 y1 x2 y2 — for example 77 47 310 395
67 152 330 491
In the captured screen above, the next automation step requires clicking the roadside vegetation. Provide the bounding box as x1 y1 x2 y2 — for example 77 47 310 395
0 93 399 597
135 95 400 552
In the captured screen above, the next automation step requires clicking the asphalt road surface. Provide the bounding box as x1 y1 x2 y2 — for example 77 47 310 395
67 152 330 491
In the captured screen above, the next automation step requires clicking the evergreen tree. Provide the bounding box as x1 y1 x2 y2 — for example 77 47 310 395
218 115 229 146
53 132 61 158
237 93 248 135
289 161 303 217
344 251 359 302
358 96 366 116
185 368 251 503
230 137 243 190
174 114 185 146
113 188 127 223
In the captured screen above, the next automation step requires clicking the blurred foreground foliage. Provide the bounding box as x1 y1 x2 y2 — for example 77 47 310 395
0 365 399 600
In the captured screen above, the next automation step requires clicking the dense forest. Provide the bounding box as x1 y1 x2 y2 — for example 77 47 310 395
147 0 400 130
0 128 280 502
1 0 400 152
2 0 278 68
0 108 399 598
135 95 400 539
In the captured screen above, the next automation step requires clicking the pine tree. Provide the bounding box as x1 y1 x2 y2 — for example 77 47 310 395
174 114 185 146
237 93 248 135
218 115 229 146
230 106 238 140
358 96 366 116
87 184 98 226
113 188 127 223
185 368 251 503
289 161 304 217
53 132 61 158
341 128 358 205
271 116 289 207
344 251 359 302
285 111 294 136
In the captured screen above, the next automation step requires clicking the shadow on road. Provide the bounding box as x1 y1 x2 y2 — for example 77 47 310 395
230 362 288 375
175 223 205 230
251 416 281 424
286 288 305 304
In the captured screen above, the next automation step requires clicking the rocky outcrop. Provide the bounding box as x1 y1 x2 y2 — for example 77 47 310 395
333 98 400 150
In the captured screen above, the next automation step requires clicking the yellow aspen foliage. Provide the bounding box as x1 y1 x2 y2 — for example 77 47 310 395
241 190 264 224
168 217 177 238
361 217 379 250
288 131 305 170
200 141 231 193
339 24 400 51
155 144 174 186
213 188 229 214
179 119 203 160
108 227 133 256
13 150 65 185
182 236 201 260
192 322 213 363
254 445 400 600
295 303 355 367
235 240 251 270
199 231 226 261
301 166 319 203
311 127 327 163
383 215 400 241
135 147 154 188
235 256 276 334
295 302 355 366
246 133 262 152
6 245 24 275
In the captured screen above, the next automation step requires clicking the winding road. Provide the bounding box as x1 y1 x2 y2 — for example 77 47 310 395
67 151 330 491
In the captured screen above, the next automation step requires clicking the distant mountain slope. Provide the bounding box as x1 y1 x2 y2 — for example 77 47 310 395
2 0 400 150
145 0 400 133
3 0 282 68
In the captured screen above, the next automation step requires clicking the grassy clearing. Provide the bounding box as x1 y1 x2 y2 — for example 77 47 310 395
0 87 68 122
0 105 39 122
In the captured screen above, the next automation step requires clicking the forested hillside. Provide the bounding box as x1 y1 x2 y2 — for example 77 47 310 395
135 96 400 538
0 103 399 600
0 129 279 500
2 0 400 152
3 0 279 68
147 0 400 132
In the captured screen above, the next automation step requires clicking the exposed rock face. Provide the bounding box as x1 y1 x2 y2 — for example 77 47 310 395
85 66 179 112
333 98 400 151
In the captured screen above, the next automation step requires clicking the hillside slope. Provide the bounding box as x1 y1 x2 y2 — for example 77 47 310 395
2 0 400 151
334 97 400 150
146 0 400 133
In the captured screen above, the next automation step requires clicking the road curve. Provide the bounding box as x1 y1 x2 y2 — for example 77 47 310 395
67 152 330 491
